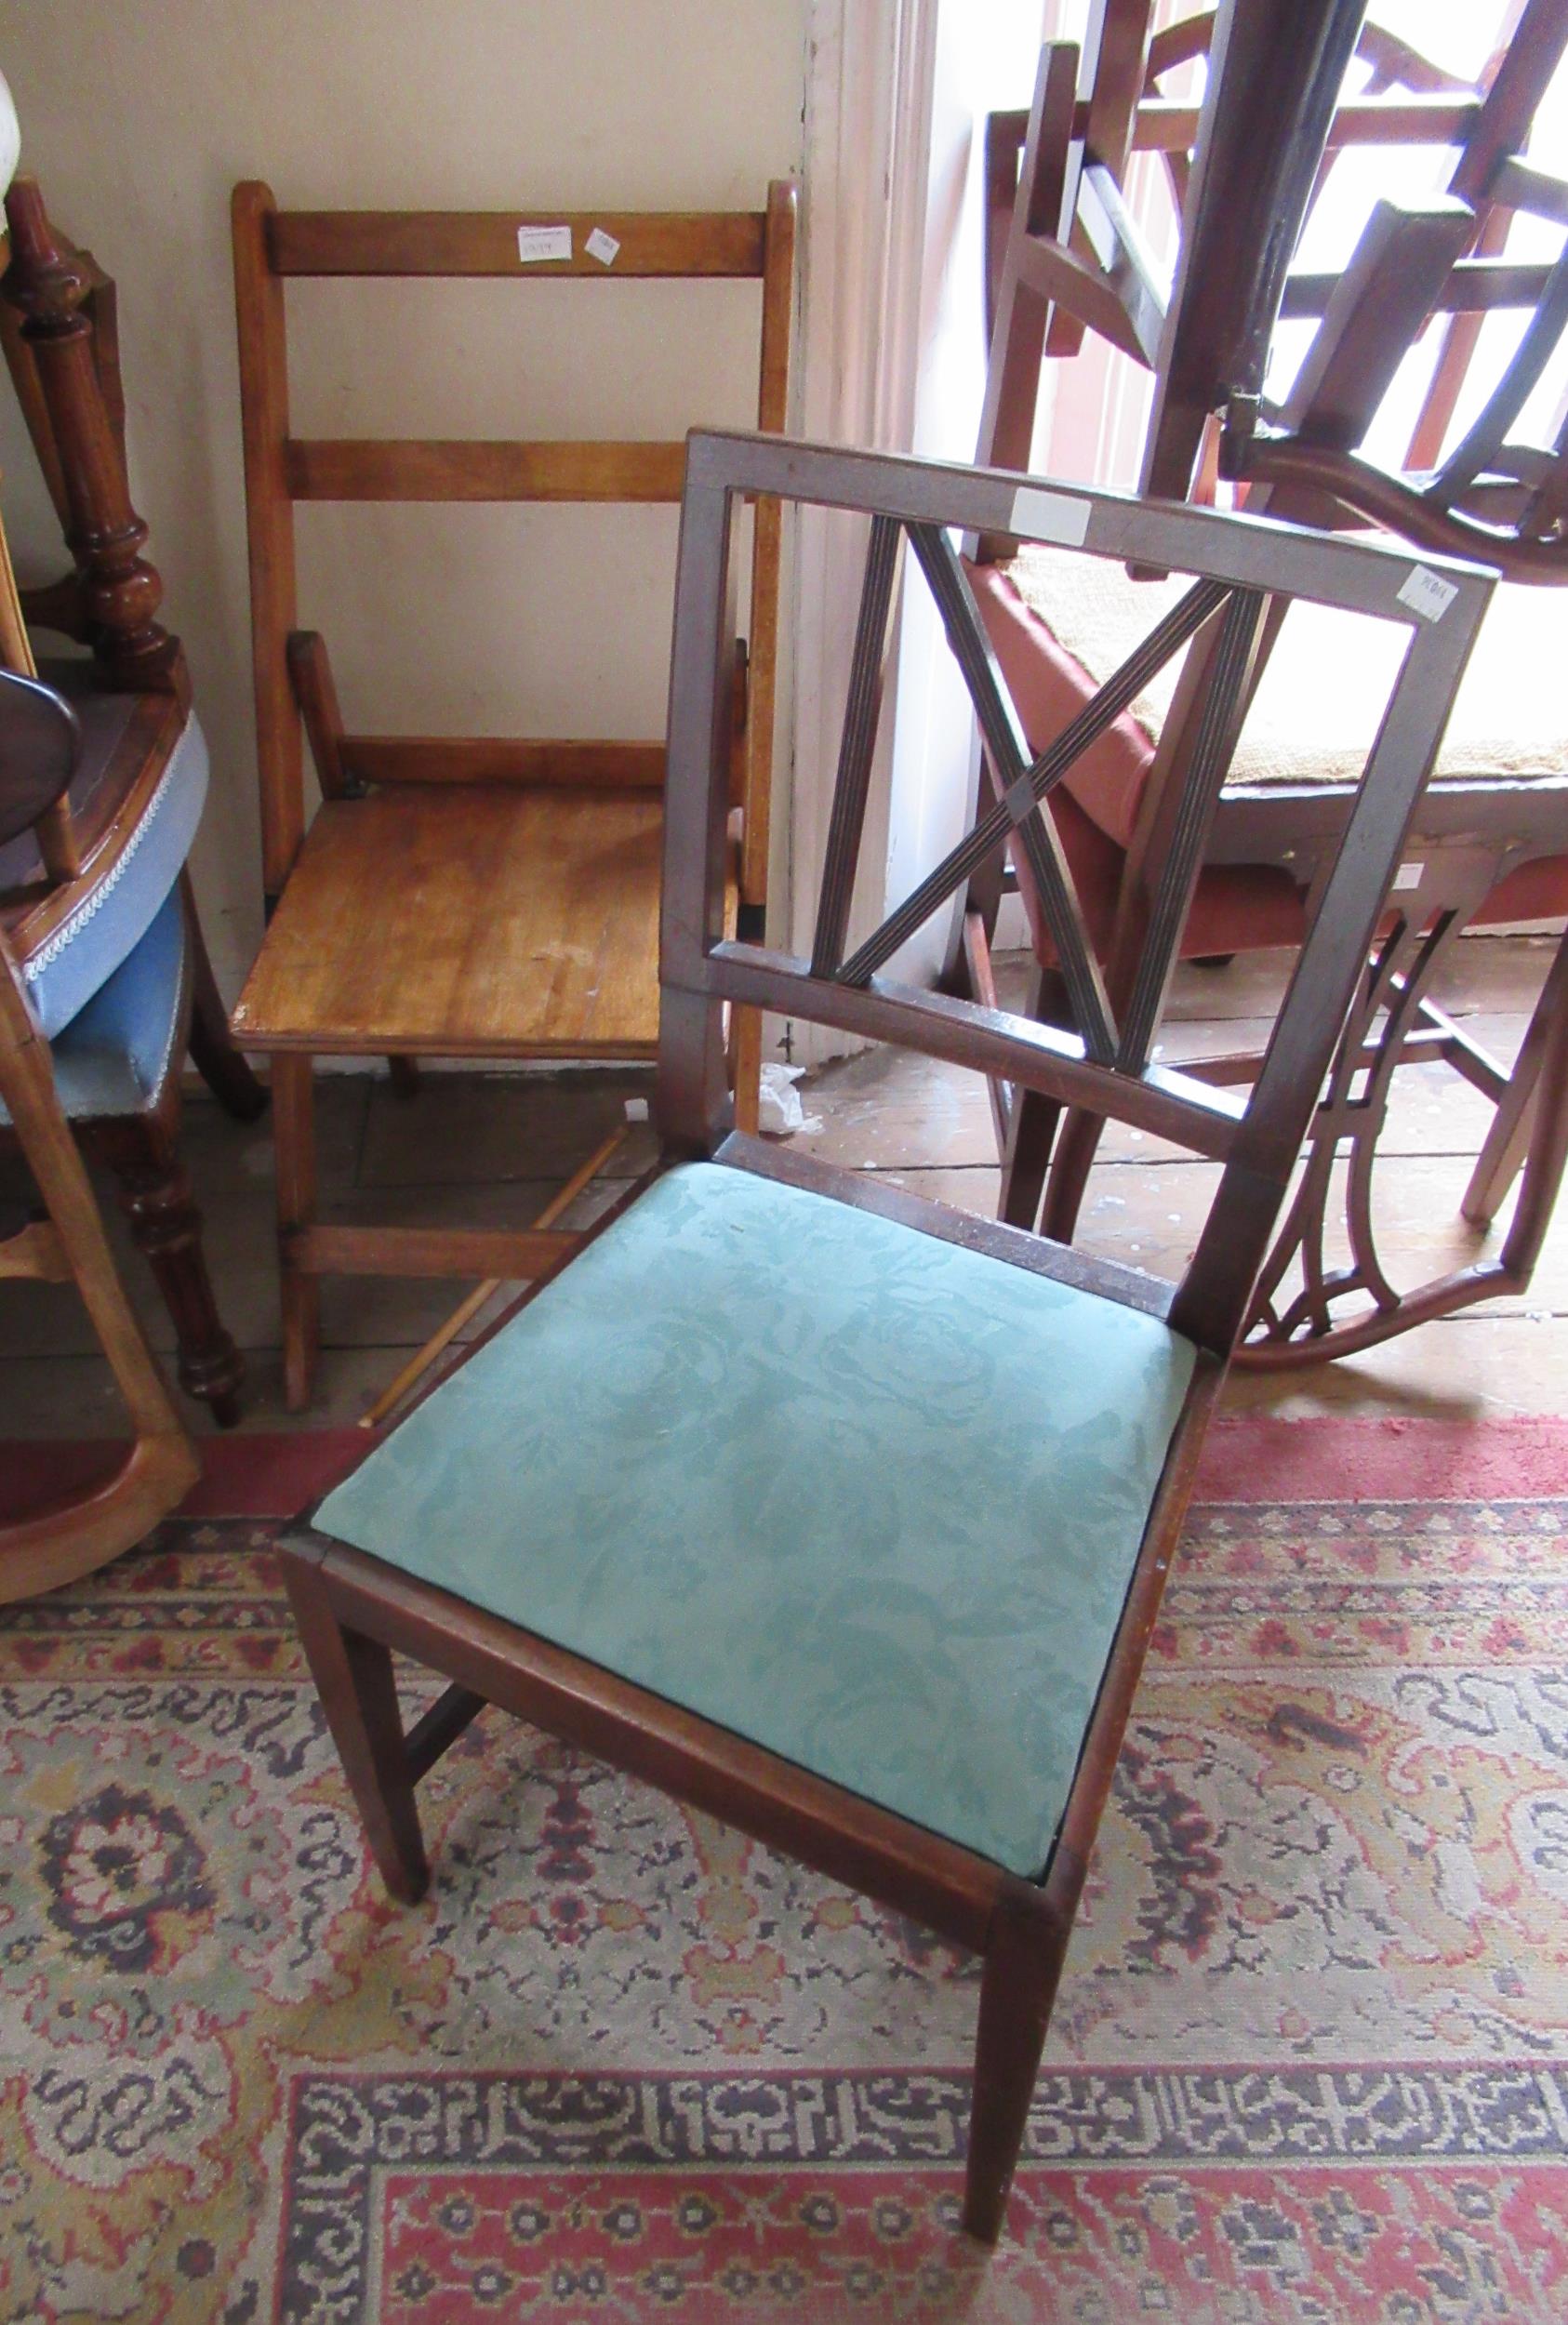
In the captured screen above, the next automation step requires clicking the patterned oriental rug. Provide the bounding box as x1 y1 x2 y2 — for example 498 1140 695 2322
0 1417 1564 2324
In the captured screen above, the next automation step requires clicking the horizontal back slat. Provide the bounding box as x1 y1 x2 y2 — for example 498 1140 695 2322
706 941 1247 1161
268 209 768 278
338 737 666 790
285 438 686 503
1281 257 1554 321
1131 92 1478 155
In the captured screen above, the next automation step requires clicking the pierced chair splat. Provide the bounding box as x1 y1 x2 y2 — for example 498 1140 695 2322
228 186 797 1410
276 434 1488 2246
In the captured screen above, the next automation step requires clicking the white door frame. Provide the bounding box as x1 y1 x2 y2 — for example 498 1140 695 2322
777 0 939 1065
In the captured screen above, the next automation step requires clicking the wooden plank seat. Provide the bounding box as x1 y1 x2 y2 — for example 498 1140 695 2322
233 783 664 1057
276 431 1489 2249
231 184 796 1406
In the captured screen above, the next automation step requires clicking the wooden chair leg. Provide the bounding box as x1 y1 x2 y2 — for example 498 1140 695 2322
278 1546 429 1903
1000 1089 1057 1229
96 1113 246 1428
1040 1105 1108 1242
1463 925 1568 1227
387 1055 420 1099
180 870 267 1123
272 1052 320 1412
963 1877 1068 2243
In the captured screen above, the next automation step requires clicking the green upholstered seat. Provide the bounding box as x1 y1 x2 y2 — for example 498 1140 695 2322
313 1162 1195 1877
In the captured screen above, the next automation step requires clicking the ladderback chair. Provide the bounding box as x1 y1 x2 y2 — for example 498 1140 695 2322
229 185 796 1409
0 174 265 1421
964 4 1568 1362
276 433 1486 2243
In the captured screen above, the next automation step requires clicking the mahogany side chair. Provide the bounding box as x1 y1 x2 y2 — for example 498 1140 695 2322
277 432 1487 2243
0 175 265 1422
1 723 198 1605
229 185 796 1410
963 6 1568 1362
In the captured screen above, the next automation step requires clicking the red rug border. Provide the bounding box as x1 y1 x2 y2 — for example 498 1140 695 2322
2 1414 1564 1524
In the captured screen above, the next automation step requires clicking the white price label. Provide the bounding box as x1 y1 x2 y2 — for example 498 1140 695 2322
585 226 620 267
1397 564 1458 623
1009 485 1091 547
516 223 573 264
1392 860 1425 892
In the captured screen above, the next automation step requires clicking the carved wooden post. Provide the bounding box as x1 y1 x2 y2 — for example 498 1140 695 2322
1 174 183 698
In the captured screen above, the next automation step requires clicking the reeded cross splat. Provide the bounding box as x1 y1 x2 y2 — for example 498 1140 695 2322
809 508 1266 1076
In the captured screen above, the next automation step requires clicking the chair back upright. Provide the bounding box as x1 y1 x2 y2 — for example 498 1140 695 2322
658 432 1492 1355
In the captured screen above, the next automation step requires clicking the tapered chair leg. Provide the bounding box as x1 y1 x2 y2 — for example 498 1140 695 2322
1038 1106 1109 1243
963 1878 1068 2243
98 1114 246 1427
1000 1089 1058 1229
271 1053 320 1411
1463 927 1568 1227
181 872 267 1123
1001 968 1070 1229
278 1546 430 1903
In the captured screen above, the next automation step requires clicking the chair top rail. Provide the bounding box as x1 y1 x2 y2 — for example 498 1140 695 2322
262 205 771 280
684 431 1493 630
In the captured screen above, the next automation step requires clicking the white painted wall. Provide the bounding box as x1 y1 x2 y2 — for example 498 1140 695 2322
0 2 807 1001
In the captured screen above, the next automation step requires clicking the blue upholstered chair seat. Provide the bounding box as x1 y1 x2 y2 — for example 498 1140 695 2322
314 1162 1195 1876
18 711 207 1041
1 884 186 1125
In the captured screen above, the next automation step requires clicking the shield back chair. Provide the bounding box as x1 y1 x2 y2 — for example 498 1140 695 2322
962 4 1568 1363
228 183 797 1410
2 732 199 1604
276 432 1488 2245
0 174 265 1422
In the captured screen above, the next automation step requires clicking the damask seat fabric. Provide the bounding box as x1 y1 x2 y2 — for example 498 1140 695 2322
313 1161 1195 1877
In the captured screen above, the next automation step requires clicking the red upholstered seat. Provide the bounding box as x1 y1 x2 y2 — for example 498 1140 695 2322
969 556 1568 940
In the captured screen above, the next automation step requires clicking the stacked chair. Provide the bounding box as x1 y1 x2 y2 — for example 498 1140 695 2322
958 0 1568 1362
